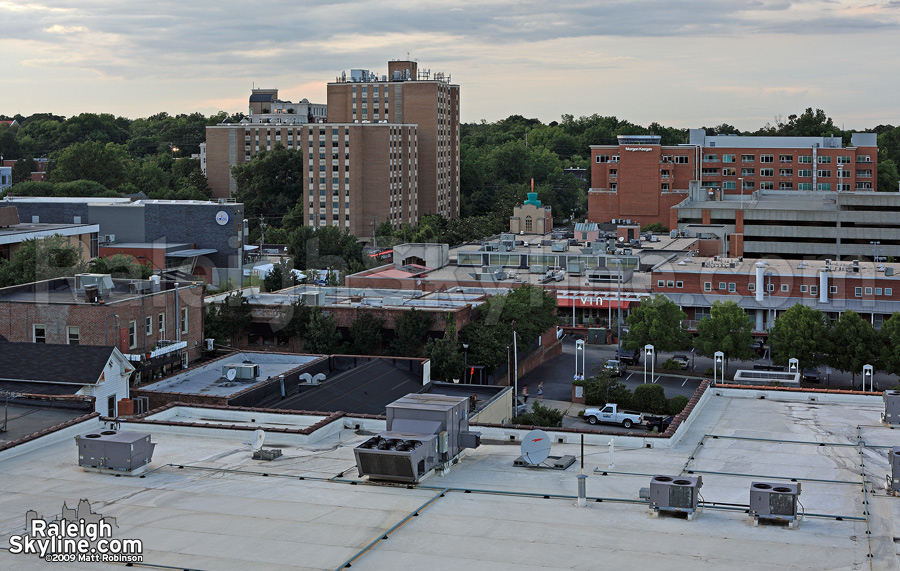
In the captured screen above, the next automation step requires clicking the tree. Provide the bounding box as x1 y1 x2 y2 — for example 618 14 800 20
349 312 385 355
511 401 563 427
231 144 303 224
623 295 689 357
879 313 900 377
768 305 828 368
632 383 667 414
89 253 152 279
287 225 366 274
425 316 464 382
694 301 756 370
263 260 300 292
390 308 435 357
49 141 129 189
204 292 252 346
827 310 879 383
12 157 35 184
303 307 344 354
577 367 632 407
0 235 87 287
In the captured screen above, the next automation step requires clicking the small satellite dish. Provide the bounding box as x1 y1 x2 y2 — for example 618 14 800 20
226 368 237 381
252 429 266 451
520 429 552 466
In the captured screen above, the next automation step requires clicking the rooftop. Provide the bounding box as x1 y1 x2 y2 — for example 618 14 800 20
140 352 322 397
0 222 99 244
0 276 200 305
0 388 896 569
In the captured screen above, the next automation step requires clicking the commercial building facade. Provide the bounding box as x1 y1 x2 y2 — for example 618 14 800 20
589 131 879 227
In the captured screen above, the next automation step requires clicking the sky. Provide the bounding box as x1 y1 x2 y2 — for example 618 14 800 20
1 0 899 131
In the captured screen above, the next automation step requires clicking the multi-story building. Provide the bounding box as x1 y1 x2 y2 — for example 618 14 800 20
327 60 460 219
589 131 879 227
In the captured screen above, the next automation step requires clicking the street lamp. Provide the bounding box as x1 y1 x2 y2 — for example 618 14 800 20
863 364 874 392
462 343 468 383
574 339 585 381
644 344 655 384
788 358 798 374
713 351 725 384
611 257 624 354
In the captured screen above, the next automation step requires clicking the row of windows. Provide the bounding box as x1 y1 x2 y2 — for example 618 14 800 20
689 282 894 297
32 310 188 348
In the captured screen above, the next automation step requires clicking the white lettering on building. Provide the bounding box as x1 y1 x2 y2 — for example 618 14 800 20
624 147 653 152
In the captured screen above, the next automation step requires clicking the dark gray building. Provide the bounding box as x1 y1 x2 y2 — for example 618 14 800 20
4 197 245 285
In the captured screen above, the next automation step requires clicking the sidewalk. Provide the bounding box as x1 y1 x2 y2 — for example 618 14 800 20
542 398 586 418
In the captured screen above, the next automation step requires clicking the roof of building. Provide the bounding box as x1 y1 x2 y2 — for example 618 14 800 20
0 343 116 385
0 276 199 305
264 358 424 414
0 388 893 569
0 402 93 445
249 93 276 103
0 222 100 244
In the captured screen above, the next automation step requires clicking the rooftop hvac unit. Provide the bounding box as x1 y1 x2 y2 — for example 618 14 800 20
888 447 900 496
74 273 114 296
567 261 583 276
749 482 801 527
222 363 259 380
649 475 702 519
529 265 547 274
75 430 156 475
551 241 569 252
883 391 900 425
301 291 324 306
382 296 404 306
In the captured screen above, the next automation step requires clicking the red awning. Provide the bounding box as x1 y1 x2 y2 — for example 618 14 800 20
556 297 632 309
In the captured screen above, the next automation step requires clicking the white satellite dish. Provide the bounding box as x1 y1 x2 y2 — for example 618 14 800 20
252 429 266 451
520 429 552 466
226 368 237 381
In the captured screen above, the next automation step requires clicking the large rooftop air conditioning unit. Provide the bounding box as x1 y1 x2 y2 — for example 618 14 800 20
883 391 900 425
354 394 481 483
74 273 114 296
222 363 259 380
75 430 156 475
888 447 900 496
749 482 801 527
649 475 702 519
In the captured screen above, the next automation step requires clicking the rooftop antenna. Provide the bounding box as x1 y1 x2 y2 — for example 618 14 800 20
514 429 575 470
225 368 237 382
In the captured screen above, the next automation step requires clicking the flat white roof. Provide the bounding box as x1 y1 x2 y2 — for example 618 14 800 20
1 388 897 569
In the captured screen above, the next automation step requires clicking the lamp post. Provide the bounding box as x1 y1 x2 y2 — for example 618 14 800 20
611 257 624 354
462 343 469 383
574 339 585 381
788 358 798 374
644 344 655 384
713 351 725 384
863 364 874 392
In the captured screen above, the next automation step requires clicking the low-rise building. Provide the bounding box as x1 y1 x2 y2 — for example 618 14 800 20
509 193 552 235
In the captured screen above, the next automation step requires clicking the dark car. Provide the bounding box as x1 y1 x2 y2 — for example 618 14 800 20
616 347 641 366
802 368 821 383
752 340 766 357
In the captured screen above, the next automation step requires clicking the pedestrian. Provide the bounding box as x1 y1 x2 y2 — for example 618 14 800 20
537 382 543 401
523 385 529 402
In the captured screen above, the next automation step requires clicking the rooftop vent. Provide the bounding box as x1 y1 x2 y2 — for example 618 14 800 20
749 482 801 527
649 475 702 520
883 391 900 425
75 431 156 475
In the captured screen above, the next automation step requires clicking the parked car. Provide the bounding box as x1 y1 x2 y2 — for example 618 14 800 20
644 414 674 432
802 368 821 383
671 354 690 370
752 340 767 357
603 359 626 377
583 404 643 429
616 347 641 366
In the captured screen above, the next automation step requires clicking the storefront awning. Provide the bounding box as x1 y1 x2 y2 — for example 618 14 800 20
556 296 632 309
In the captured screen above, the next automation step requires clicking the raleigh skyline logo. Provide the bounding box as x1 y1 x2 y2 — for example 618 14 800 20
7 499 143 564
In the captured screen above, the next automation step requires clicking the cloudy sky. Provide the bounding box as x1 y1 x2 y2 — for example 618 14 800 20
2 0 898 130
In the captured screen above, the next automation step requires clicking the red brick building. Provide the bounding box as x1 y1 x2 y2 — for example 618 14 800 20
589 131 879 228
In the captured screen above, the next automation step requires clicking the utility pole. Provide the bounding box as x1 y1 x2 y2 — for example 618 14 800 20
258 215 266 252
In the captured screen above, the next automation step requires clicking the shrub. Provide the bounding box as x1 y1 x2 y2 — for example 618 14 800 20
703 367 715 377
668 395 689 415
511 401 564 427
632 383 667 414
660 358 682 371
577 369 633 407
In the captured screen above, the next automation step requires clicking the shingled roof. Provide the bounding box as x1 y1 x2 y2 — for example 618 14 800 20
0 343 118 386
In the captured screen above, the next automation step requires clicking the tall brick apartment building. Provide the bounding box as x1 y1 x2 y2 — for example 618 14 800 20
327 60 460 219
588 130 878 228
204 59 459 239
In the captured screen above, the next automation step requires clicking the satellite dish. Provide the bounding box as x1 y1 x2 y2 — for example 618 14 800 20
520 429 552 466
252 429 266 451
226 368 237 381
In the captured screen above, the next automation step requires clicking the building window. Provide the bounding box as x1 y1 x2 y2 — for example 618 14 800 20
718 282 726 290
767 283 775 292
800 285 808 292
857 155 872 163
798 183 813 190
817 169 831 178
760 182 774 190
667 280 675 288
779 155 793 163
855 287 863 297
704 282 712 292
596 155 610 163
748 283 755 292
674 156 689 164
741 154 755 163
798 169 812 177
728 283 736 293
181 308 189 335
67 326 80 345
658 280 665 288
810 285 817 295
760 155 774 163
723 181 736 189
817 183 831 191
128 321 137 348
829 285 837 294
33 324 46 343
876 288 882 295
837 155 851 164
146 316 153 335
722 168 736 176
818 155 832 164
779 169 793 177
676 281 684 289
760 168 774 177
703 154 718 163
798 155 812 164
741 168 754 176
781 284 789 292
886 288 893 296
722 154 735 163
525 215 533 233
159 314 165 336
865 287 873 295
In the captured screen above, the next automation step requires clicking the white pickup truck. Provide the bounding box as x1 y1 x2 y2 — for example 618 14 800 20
583 403 644 429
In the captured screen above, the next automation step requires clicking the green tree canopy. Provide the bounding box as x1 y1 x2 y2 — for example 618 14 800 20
425 316 464 382
623 295 689 353
0 235 87 287
878 313 900 376
694 301 757 369
232 144 303 227
203 292 252 347
390 308 435 358
303 307 344 354
89 253 152 279
769 304 829 368
287 225 366 273
349 312 385 356
49 141 129 189
827 310 879 381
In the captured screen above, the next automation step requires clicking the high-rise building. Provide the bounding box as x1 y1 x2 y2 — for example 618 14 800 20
327 60 460 219
588 131 878 227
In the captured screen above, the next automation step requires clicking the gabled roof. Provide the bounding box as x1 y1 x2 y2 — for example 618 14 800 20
0 343 119 386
